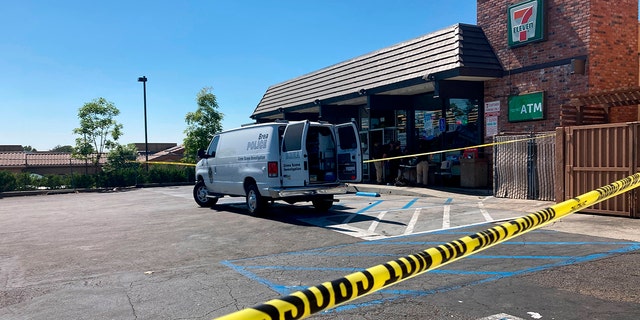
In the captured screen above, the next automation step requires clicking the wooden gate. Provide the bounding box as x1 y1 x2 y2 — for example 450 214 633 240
555 122 640 217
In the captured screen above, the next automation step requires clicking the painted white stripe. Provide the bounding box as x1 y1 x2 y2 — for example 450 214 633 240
478 201 494 221
299 217 379 239
442 205 451 229
368 211 388 232
341 213 358 224
404 208 421 235
477 313 525 320
327 223 376 238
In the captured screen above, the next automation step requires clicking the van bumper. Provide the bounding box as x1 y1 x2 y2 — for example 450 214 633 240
267 184 347 198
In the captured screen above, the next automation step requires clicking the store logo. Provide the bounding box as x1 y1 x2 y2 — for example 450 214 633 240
508 0 545 47
512 4 535 42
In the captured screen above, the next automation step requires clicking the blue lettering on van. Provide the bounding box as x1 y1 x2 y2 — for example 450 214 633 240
283 163 302 172
247 133 269 151
238 155 267 161
284 152 301 159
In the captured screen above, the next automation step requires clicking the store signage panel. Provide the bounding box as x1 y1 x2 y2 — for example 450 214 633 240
508 0 545 47
484 100 500 137
508 92 545 122
484 101 501 114
485 115 498 137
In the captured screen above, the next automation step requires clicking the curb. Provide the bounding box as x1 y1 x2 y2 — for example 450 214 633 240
0 182 194 198
347 183 494 198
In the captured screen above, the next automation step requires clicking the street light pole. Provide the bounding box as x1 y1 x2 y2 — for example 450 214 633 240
137 76 149 171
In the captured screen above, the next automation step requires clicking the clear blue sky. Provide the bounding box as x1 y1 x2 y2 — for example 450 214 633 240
1 0 478 151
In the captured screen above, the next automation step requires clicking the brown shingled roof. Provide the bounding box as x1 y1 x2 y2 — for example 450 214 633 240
252 23 503 120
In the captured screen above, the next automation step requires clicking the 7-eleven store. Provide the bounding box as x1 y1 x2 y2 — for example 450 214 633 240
250 0 640 204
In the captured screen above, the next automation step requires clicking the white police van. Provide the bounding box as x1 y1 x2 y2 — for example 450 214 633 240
193 120 361 214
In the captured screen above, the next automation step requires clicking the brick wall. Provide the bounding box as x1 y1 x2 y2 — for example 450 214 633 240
589 0 639 90
609 105 638 122
478 0 639 133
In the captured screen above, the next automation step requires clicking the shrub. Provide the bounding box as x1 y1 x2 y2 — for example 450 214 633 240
44 174 66 189
15 173 37 190
146 165 193 184
97 167 140 188
0 164 193 192
70 173 95 189
0 171 17 192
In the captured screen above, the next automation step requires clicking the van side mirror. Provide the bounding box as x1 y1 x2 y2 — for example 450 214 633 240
197 149 207 159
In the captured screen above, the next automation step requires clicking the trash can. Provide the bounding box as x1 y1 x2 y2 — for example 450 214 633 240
460 158 488 188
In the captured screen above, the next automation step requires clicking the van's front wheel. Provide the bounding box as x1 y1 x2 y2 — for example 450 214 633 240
246 184 267 215
194 181 217 207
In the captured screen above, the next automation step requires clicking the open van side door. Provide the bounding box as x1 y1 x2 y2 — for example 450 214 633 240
335 122 362 182
281 120 309 187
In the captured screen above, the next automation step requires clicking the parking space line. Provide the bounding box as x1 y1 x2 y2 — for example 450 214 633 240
300 196 526 240
478 201 494 221
357 200 384 214
402 198 419 209
221 226 640 316
342 200 384 224
442 198 453 230
220 260 290 296
326 223 380 239
368 211 387 232
404 208 421 235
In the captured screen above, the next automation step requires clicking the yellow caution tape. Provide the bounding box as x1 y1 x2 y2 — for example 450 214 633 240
214 172 640 320
130 134 553 167
364 133 555 164
127 160 196 167
126 160 196 167
141 161 196 167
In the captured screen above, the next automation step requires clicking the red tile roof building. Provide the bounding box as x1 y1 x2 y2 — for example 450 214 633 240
0 152 107 175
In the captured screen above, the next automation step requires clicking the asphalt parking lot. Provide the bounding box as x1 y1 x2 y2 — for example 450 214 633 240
1 185 639 320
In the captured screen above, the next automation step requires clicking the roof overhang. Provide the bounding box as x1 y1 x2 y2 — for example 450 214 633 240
252 24 503 121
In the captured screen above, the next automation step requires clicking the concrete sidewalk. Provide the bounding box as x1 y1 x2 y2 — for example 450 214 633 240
347 182 492 198
347 182 640 242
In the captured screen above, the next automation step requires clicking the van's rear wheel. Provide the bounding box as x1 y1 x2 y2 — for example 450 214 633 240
246 184 267 215
312 197 334 212
194 181 217 207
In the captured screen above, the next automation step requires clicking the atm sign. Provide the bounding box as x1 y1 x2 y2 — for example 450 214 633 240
508 92 545 122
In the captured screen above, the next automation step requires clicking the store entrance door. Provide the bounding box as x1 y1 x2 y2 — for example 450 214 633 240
369 128 396 182
359 131 370 182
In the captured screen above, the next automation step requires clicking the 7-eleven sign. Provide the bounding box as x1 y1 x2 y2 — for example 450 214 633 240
508 0 545 47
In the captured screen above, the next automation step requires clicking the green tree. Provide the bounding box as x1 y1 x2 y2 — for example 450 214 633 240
72 97 123 170
105 143 139 171
50 145 74 152
183 87 224 162
100 143 141 188
23 145 37 152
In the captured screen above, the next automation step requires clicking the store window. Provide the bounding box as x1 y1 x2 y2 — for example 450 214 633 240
396 110 407 147
444 98 480 148
370 105 398 130
415 109 443 141
359 106 369 131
